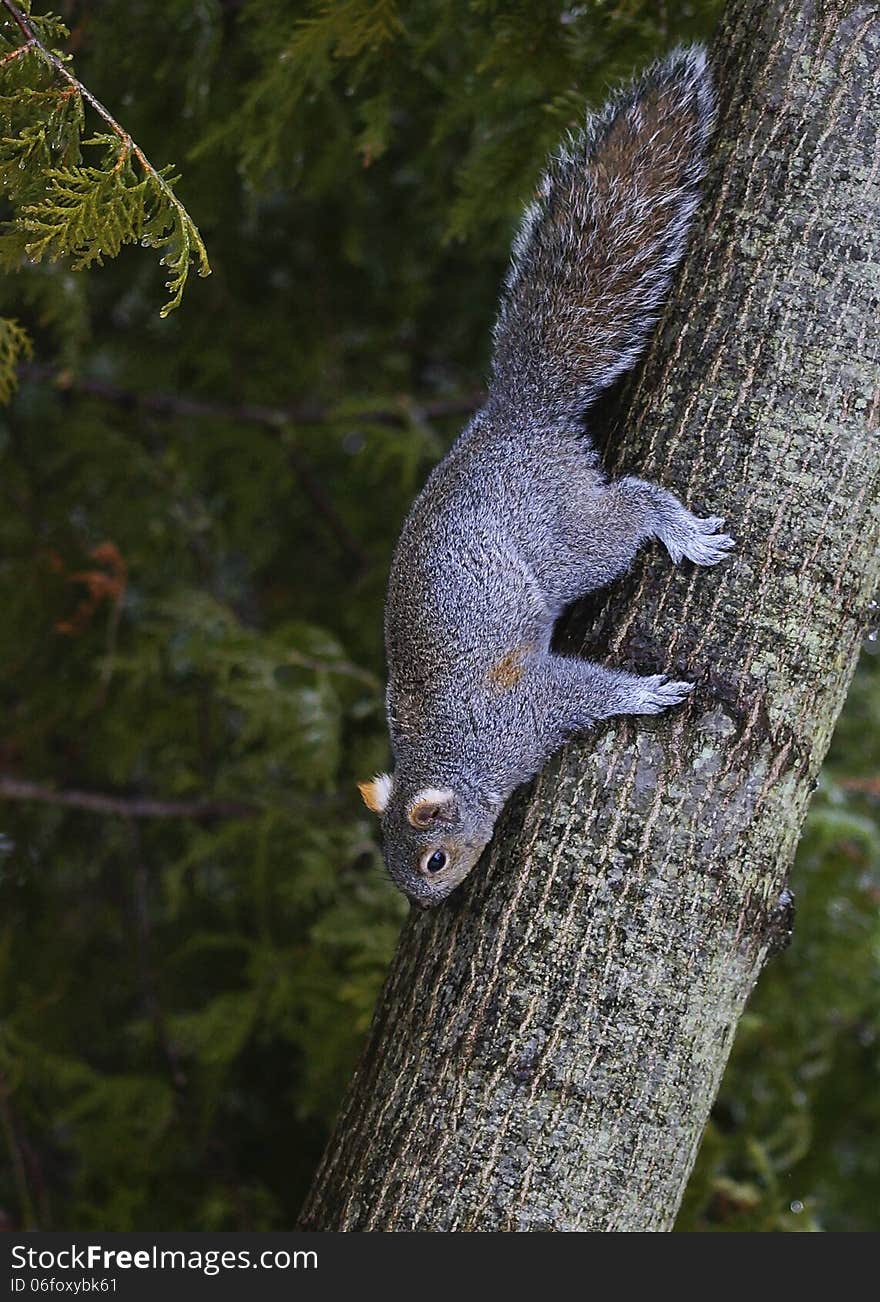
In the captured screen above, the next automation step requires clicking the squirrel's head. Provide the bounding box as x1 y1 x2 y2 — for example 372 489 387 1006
357 773 497 908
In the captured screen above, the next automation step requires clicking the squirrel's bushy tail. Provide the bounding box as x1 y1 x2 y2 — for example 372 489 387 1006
488 45 714 426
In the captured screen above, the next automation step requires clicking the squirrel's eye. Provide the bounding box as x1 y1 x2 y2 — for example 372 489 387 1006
424 849 448 874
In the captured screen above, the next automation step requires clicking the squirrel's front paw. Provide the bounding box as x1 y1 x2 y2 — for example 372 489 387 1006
631 674 694 715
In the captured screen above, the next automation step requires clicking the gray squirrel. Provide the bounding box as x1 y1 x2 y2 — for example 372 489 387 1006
358 45 733 908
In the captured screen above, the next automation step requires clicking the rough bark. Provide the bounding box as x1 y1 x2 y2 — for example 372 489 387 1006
300 0 880 1233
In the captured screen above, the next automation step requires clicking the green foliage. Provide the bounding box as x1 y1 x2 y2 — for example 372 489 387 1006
224 0 405 181
211 0 723 250
0 0 208 333
0 313 31 398
4 133 208 316
0 0 875 1233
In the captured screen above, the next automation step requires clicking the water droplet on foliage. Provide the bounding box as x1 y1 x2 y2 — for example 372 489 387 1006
790 1200 804 1214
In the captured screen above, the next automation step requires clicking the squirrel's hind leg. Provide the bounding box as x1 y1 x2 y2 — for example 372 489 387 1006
561 476 732 606
533 654 693 747
614 476 734 567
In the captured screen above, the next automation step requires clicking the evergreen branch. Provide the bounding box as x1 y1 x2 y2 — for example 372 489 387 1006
1 2 141 162
0 0 210 314
0 314 32 399
0 776 258 821
14 152 154 269
229 0 404 182
0 35 32 65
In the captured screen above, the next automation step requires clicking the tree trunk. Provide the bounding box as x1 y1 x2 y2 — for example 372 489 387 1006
300 0 880 1232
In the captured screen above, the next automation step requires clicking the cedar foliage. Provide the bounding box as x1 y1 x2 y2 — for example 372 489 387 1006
0 0 877 1232
0 0 209 348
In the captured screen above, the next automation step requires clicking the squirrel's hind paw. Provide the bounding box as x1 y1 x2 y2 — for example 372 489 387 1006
630 674 694 715
659 509 736 568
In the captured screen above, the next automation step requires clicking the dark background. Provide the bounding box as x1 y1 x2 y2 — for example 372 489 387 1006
0 0 877 1232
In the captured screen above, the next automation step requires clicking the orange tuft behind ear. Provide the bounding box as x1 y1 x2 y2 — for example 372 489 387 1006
357 772 393 814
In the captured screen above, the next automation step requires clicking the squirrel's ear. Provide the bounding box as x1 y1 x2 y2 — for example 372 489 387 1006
357 772 393 815
407 787 455 829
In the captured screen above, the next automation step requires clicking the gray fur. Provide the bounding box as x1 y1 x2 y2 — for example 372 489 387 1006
364 46 732 907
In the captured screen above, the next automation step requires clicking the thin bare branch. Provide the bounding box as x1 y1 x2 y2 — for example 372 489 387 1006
0 777 257 821
839 775 880 798
19 363 482 431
